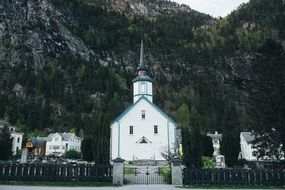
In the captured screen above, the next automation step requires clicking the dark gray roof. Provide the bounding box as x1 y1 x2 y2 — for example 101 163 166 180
241 132 255 143
31 137 46 147
12 83 24 92
46 132 80 141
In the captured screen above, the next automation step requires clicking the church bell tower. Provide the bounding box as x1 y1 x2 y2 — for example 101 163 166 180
132 40 153 103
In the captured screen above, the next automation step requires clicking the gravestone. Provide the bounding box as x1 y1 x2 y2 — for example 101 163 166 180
20 148 28 163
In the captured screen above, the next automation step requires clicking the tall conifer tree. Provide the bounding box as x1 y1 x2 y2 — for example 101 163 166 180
247 39 285 160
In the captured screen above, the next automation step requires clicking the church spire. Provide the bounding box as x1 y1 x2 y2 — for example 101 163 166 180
137 39 148 76
139 39 144 67
132 38 153 103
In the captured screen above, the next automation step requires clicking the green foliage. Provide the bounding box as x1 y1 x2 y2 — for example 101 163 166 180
247 39 285 160
160 167 171 184
179 105 204 168
189 107 203 168
202 156 215 169
124 165 135 174
0 140 12 160
201 135 214 157
176 104 191 129
81 137 94 161
0 125 12 160
220 104 241 167
64 149 81 159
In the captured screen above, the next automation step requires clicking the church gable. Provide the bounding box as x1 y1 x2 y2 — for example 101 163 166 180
136 136 152 144
111 96 176 126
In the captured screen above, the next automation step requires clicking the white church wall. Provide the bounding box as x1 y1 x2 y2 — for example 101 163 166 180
133 81 153 103
111 98 176 161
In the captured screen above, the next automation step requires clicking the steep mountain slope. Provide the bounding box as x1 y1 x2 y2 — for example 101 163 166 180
0 0 284 139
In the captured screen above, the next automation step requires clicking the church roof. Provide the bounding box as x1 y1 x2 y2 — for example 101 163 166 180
111 96 176 125
241 132 255 143
132 74 154 82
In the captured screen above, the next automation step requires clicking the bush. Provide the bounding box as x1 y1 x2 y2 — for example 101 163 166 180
160 167 171 184
64 149 81 159
202 156 215 169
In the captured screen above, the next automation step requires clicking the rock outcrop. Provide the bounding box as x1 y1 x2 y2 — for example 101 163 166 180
0 0 96 72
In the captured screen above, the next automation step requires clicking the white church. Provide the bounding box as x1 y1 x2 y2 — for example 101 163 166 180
110 40 177 161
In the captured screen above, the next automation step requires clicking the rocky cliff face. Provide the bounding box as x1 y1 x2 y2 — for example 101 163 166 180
109 0 194 17
0 0 96 72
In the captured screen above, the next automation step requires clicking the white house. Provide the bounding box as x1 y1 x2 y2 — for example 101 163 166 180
239 132 258 161
110 40 177 161
10 127 24 155
45 132 82 156
239 132 285 162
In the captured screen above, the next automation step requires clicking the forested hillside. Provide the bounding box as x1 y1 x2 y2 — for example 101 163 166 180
0 0 284 164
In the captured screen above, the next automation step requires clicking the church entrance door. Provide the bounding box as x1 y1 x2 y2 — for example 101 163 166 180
124 165 170 184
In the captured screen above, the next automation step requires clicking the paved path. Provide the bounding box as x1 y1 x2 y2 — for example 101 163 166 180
0 185 284 190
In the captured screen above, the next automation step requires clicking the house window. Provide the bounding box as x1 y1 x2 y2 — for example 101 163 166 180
141 110 145 119
129 126 133 135
154 125 158 134
17 137 20 143
54 137 59 141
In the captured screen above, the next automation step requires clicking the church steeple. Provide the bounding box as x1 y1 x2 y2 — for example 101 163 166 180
132 39 153 103
137 39 148 76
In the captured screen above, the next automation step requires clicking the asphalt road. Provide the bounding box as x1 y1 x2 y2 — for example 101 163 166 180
0 185 284 190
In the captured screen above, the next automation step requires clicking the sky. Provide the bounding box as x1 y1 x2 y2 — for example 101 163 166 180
172 0 250 17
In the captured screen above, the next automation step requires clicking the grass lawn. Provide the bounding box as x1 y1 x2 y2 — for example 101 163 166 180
0 181 114 186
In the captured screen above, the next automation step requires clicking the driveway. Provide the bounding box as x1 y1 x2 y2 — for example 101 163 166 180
0 185 284 190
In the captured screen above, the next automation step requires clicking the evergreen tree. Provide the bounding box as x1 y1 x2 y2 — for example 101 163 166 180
0 124 12 160
189 107 203 168
201 135 214 157
92 112 110 164
220 104 241 167
81 137 94 161
247 39 285 160
176 104 191 167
